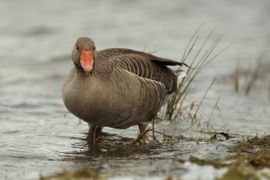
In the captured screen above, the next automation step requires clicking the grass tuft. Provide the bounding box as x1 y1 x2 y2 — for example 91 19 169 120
161 28 228 124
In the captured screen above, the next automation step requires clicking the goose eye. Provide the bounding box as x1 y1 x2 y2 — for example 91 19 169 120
76 46 79 50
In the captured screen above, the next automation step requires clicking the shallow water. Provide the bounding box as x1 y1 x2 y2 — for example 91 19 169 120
1 0 270 179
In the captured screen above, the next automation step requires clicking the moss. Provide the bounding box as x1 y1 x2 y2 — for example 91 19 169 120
189 156 228 169
185 135 270 179
219 164 259 180
232 135 270 168
40 168 106 180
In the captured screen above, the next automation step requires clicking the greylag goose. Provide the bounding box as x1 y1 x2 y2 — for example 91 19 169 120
63 37 188 145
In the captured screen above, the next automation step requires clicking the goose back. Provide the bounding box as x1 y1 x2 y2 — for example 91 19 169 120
98 48 179 93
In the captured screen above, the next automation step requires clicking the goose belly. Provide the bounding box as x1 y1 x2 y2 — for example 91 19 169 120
96 80 166 129
63 74 167 129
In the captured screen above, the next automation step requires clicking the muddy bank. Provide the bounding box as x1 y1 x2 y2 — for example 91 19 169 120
42 135 270 179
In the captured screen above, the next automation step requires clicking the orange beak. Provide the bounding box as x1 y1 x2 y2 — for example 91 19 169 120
80 50 94 72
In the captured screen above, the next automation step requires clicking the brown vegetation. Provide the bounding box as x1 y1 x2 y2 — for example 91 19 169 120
190 135 270 179
230 53 269 95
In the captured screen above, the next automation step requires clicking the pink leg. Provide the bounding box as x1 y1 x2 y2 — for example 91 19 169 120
132 123 151 144
88 125 102 146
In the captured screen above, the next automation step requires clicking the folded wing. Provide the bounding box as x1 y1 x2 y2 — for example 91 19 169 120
98 48 186 93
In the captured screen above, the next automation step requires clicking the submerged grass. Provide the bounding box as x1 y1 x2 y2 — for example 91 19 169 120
230 53 269 95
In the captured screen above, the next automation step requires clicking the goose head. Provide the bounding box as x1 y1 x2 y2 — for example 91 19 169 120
72 37 97 73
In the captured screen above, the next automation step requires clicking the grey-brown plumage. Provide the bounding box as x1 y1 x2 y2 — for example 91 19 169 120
62 37 187 145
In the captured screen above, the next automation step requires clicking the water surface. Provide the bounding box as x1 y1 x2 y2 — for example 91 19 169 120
1 0 270 179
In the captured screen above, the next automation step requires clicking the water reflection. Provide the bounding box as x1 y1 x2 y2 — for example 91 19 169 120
63 132 166 160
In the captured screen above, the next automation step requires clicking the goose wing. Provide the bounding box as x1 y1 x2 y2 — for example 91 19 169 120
98 48 184 93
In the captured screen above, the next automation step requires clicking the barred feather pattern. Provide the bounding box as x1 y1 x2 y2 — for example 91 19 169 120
94 67 167 128
98 48 178 93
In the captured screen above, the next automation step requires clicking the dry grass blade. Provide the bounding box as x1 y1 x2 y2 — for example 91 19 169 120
233 59 240 92
207 96 220 128
268 80 270 98
244 55 263 95
181 22 205 62
190 78 216 122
